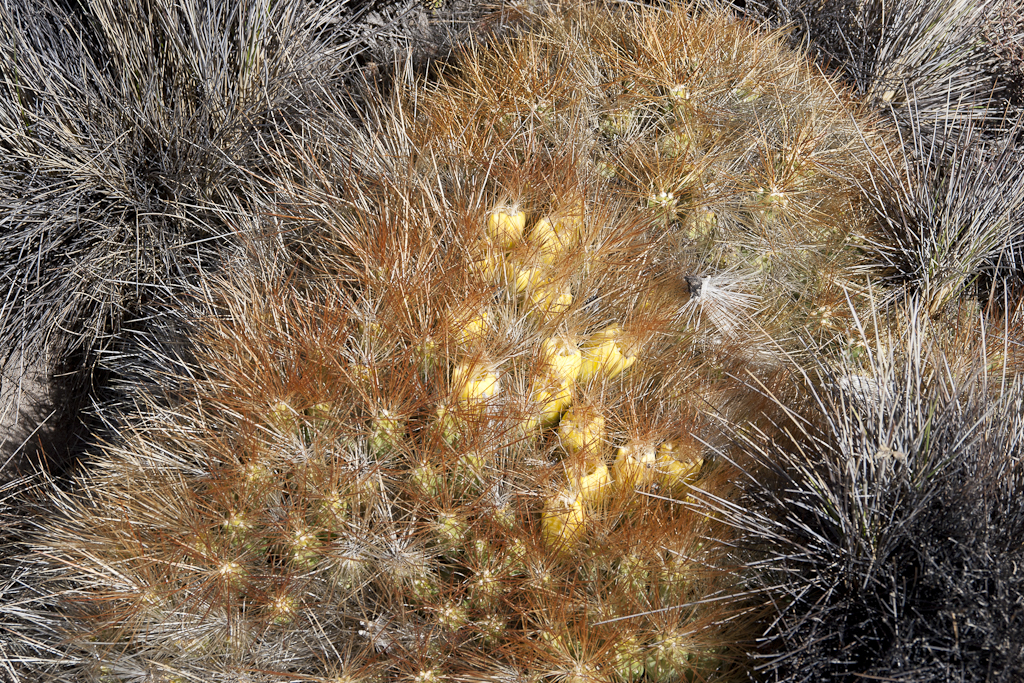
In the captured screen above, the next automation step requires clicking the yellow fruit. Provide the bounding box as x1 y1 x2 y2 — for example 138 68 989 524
558 405 605 457
486 207 527 248
541 489 586 550
654 439 703 493
526 280 573 320
452 360 502 411
578 324 637 381
567 459 613 506
613 441 658 489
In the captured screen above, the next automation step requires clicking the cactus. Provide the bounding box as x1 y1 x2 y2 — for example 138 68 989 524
10 1 1021 682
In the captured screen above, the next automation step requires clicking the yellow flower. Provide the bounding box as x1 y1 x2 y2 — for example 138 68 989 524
526 280 573 320
579 324 637 381
539 335 582 383
541 489 586 550
527 381 573 429
503 259 546 295
529 217 560 264
558 404 605 458
654 440 703 493
567 459 613 506
529 216 578 265
452 360 501 412
449 304 489 348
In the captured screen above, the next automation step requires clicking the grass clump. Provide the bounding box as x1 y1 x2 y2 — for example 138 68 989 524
713 302 1024 681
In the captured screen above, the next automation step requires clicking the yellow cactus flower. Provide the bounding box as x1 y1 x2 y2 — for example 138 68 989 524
529 217 561 264
579 324 637 382
486 207 527 248
450 304 489 347
538 334 582 386
541 489 586 550
529 216 579 265
523 334 582 429
470 241 505 285
558 404 605 457
504 259 546 295
530 197 584 262
528 380 573 429
613 441 658 489
452 360 502 412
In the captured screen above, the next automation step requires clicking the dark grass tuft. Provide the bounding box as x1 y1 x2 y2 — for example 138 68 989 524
860 111 1024 314
739 0 1017 135
0 0 375 473
711 305 1024 682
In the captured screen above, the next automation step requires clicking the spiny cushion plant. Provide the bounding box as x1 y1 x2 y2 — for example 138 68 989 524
736 0 1024 315
5 1 952 681
741 0 1015 133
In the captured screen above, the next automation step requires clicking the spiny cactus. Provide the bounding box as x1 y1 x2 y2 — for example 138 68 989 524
3 1 980 681
0 0 367 369
707 300 1024 682
734 0 1024 311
